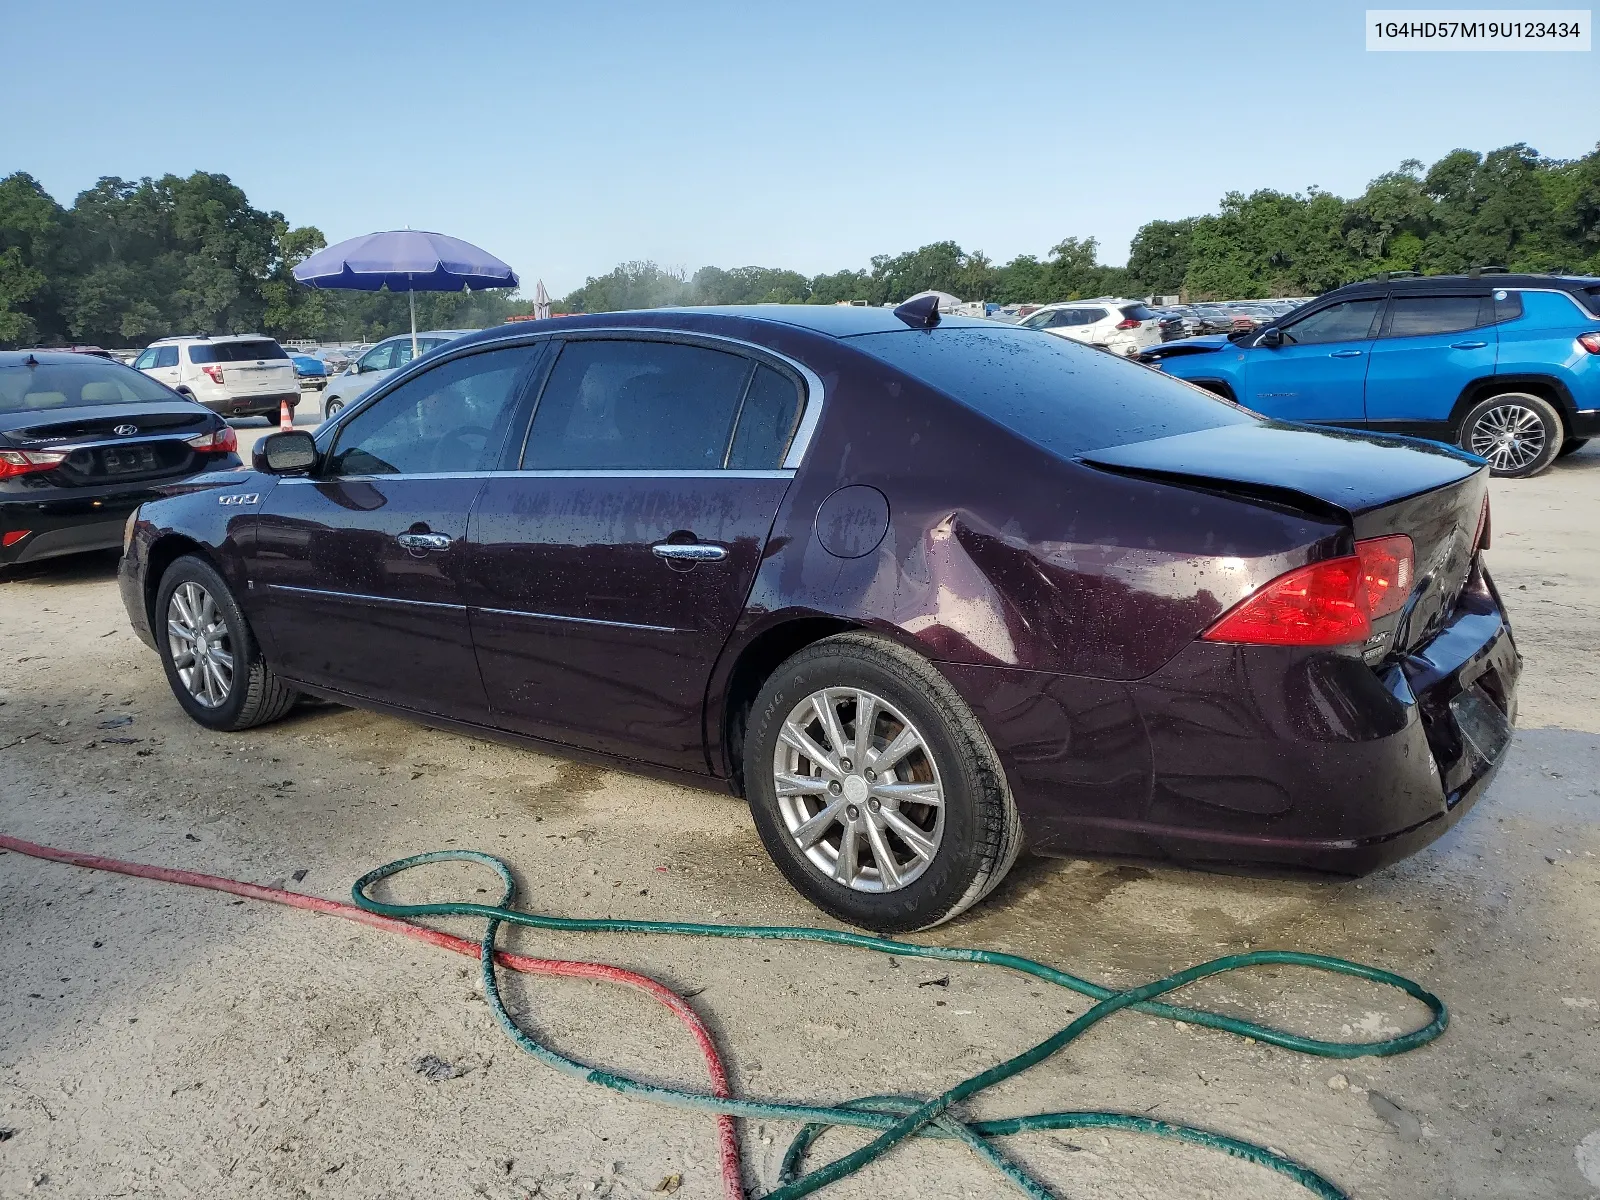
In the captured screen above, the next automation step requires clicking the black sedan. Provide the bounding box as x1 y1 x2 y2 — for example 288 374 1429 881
119 303 1517 931
1 351 241 570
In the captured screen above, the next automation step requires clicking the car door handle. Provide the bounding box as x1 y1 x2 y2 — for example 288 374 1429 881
1450 340 1488 349
1328 349 1364 358
651 542 728 563
396 532 452 552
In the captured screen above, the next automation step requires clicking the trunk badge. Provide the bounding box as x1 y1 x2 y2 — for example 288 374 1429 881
114 424 138 436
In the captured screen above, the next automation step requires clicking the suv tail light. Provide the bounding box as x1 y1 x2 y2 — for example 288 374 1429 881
1201 535 1416 647
1578 332 1600 354
0 449 68 480
186 426 238 454
1115 318 1141 330
201 364 225 384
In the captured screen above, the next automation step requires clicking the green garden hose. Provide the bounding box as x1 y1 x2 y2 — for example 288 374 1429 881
354 849 1448 1200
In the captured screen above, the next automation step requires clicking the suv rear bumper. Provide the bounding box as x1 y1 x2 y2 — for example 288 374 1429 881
197 392 300 417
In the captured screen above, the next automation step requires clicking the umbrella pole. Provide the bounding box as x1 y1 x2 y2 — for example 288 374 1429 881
408 283 418 359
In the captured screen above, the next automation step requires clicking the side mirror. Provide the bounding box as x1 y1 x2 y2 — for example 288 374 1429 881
255 430 318 475
1258 327 1283 348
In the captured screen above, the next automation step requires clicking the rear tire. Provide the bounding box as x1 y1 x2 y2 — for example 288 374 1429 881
1458 392 1563 478
155 555 298 732
743 632 1022 933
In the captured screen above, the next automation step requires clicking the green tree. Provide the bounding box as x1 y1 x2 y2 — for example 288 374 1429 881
0 173 68 346
1126 218 1195 296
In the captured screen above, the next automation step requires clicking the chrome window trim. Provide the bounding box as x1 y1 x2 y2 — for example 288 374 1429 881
278 468 795 484
471 605 688 635
17 431 207 453
266 583 463 612
314 325 826 471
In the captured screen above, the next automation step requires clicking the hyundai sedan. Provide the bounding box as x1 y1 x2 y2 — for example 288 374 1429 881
118 302 1518 931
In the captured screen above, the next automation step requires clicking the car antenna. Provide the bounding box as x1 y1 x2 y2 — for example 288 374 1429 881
892 294 942 330
23 353 39 367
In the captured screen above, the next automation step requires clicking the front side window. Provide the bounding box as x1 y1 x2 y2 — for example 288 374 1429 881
1280 299 1383 346
154 346 179 368
0 361 180 413
1383 295 1487 338
133 348 158 370
358 342 398 372
1018 310 1055 330
522 339 753 470
326 346 533 476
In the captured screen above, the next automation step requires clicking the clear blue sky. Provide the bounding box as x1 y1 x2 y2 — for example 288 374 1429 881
3 1 1593 295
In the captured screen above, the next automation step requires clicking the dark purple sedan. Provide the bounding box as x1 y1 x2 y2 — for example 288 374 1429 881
118 303 1519 931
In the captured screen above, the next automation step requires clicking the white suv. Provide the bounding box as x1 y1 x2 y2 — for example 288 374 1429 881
1017 299 1162 357
133 335 301 420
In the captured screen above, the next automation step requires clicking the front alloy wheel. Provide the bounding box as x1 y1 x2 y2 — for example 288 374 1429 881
774 687 944 893
167 581 234 707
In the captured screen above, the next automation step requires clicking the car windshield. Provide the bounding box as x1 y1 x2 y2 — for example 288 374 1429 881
188 340 289 363
848 326 1257 458
0 360 180 413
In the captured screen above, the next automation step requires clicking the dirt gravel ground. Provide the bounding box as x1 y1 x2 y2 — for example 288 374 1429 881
2 425 1598 1199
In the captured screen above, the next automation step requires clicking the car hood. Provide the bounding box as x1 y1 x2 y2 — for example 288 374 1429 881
1077 420 1480 517
1144 334 1232 356
0 399 210 442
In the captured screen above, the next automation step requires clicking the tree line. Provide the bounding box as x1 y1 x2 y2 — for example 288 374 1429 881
3 141 1597 348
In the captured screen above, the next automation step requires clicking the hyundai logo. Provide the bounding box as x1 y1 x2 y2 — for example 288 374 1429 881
113 424 138 436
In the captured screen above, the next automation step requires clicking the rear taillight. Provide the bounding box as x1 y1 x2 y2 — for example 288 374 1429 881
0 449 68 479
201 364 225 384
1202 556 1370 647
1355 534 1414 620
1578 332 1600 354
1203 535 1420 647
1115 318 1140 330
186 426 238 454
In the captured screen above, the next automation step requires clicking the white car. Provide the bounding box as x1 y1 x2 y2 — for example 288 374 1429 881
133 335 300 420
319 330 476 418
1016 299 1163 357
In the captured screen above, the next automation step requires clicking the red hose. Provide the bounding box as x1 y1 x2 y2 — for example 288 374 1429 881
0 833 745 1200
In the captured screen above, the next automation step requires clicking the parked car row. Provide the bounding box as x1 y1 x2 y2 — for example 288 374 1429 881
1141 272 1600 478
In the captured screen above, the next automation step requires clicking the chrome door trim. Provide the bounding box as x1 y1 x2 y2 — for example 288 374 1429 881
266 584 464 612
281 468 796 483
471 605 689 635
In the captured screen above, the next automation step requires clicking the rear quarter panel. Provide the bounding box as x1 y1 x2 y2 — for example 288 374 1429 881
1496 291 1600 410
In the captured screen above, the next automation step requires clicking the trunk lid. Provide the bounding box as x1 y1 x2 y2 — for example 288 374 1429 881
1079 421 1489 656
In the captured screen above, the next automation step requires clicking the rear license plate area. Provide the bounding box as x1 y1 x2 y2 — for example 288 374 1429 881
102 446 159 475
1449 684 1510 770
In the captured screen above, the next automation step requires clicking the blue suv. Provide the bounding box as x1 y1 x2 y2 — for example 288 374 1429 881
1140 273 1600 477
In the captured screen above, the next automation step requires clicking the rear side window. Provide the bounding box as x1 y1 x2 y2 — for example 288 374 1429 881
1282 299 1383 345
155 346 179 368
847 326 1256 459
188 340 289 364
1383 296 1487 338
523 339 752 470
1492 290 1525 322
727 365 803 469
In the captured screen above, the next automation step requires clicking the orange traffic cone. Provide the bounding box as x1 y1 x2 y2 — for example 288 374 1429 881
279 397 292 431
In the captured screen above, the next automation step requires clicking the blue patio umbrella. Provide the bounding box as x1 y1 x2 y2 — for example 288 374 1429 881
293 230 519 357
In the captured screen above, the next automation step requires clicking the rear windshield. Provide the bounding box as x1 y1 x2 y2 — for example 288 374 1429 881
847 326 1256 458
0 360 180 412
188 340 288 363
1120 303 1158 321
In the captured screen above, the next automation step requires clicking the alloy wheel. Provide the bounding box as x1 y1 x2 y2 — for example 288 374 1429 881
167 581 234 708
772 687 945 892
1469 403 1546 473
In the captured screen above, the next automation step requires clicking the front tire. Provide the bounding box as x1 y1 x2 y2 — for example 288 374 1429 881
1459 392 1563 478
743 633 1022 933
155 555 298 731
324 396 345 418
